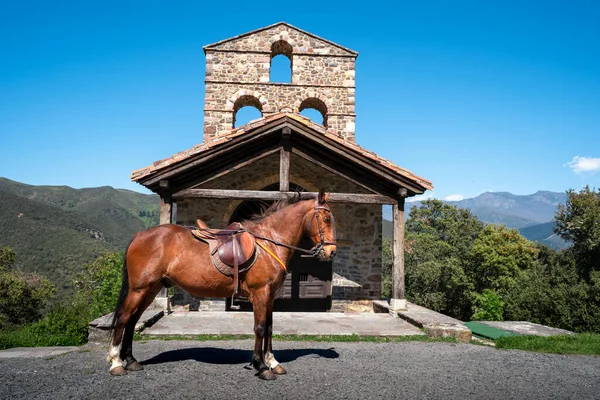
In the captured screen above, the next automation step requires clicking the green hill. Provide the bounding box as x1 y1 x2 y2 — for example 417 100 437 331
519 221 569 250
0 178 159 296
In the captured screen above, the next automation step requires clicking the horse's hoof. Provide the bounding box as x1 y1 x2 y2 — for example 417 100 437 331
109 366 128 376
272 365 287 375
258 369 277 380
125 361 144 371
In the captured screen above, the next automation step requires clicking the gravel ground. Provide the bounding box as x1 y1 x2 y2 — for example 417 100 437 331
1 340 599 400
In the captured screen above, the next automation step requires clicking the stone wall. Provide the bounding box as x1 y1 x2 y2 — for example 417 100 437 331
172 153 383 309
204 24 357 141
207 25 354 56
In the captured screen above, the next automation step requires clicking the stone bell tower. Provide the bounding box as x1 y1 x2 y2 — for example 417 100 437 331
202 22 358 141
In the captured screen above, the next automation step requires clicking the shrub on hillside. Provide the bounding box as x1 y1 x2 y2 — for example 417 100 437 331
73 252 123 317
471 289 504 321
0 247 56 329
0 251 123 348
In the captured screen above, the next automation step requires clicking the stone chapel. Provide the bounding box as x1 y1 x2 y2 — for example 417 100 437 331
131 22 433 312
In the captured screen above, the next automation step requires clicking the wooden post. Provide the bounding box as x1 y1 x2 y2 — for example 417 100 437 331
280 130 291 192
390 196 407 311
156 194 173 311
159 195 172 225
280 147 290 192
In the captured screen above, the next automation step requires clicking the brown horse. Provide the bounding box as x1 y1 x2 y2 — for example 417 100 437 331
107 190 337 380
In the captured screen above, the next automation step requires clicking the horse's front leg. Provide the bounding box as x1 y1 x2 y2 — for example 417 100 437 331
251 287 277 380
264 297 286 375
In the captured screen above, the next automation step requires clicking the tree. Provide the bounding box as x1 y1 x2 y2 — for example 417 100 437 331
73 252 123 317
503 247 600 333
381 238 392 298
0 247 16 270
0 247 55 328
554 186 600 278
402 200 483 320
467 225 539 294
406 199 484 259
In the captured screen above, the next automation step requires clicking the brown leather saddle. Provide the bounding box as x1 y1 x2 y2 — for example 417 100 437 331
191 221 257 295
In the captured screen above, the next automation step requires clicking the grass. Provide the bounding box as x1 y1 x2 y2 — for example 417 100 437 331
0 325 83 349
134 333 458 343
0 303 92 350
495 333 600 356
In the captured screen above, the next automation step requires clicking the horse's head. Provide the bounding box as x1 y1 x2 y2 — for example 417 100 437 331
304 189 337 262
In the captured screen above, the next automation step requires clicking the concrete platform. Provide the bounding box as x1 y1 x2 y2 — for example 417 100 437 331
374 300 472 342
143 311 424 337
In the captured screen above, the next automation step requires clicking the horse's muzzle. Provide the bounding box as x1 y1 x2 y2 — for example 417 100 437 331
319 246 337 262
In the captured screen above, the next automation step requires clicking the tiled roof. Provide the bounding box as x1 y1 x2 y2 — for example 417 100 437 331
131 112 433 191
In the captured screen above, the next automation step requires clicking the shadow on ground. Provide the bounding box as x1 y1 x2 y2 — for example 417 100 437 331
141 347 340 366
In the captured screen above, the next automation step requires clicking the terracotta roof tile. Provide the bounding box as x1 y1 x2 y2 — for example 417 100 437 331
131 112 433 191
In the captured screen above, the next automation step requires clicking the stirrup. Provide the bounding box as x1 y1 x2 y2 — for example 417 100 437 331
230 294 242 310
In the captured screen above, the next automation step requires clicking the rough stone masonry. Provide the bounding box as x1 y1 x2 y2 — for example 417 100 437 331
203 23 357 140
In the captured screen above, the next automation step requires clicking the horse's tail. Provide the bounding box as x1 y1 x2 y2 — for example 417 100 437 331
110 239 133 333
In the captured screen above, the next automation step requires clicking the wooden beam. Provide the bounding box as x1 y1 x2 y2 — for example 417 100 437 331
172 188 395 204
160 196 173 225
391 197 406 310
280 144 290 192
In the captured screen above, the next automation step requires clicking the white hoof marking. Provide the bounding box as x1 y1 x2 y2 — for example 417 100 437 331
265 352 279 369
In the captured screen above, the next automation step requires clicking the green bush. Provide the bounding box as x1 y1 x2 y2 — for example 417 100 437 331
0 302 91 349
0 247 56 329
0 251 123 349
471 289 504 321
73 252 123 317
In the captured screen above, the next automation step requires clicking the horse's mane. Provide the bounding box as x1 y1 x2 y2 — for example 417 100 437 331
245 191 308 223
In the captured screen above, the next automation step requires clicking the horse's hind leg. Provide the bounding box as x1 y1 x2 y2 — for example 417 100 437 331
120 283 164 371
107 289 148 376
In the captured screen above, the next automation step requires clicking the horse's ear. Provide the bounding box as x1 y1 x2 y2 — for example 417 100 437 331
318 189 329 204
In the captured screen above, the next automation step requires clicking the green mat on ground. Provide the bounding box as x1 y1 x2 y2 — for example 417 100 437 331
465 322 521 340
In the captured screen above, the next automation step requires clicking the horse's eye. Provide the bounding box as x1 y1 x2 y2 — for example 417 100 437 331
324 217 331 223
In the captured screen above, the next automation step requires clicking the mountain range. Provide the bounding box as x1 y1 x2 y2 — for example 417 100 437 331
0 178 570 296
0 178 159 295
383 190 569 249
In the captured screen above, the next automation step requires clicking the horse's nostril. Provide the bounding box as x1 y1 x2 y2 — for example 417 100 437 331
330 251 337 259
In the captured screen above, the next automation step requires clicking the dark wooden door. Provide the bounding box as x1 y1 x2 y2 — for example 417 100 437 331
274 238 333 311
227 238 332 312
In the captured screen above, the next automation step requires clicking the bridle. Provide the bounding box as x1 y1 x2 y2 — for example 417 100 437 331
308 197 337 258
250 197 337 259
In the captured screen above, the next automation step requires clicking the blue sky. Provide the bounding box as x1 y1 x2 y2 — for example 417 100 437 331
1 1 598 201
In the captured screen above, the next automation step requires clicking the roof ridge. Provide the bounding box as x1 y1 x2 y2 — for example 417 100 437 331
131 112 433 191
